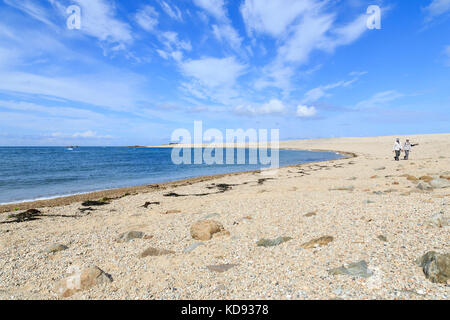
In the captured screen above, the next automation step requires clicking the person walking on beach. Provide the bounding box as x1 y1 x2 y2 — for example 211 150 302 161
393 138 402 161
403 139 419 160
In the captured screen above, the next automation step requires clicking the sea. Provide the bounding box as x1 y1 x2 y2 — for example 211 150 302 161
0 147 344 204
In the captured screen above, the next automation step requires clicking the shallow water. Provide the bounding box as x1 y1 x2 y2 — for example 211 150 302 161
0 147 343 204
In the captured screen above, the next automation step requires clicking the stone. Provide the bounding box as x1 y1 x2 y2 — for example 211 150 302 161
417 182 433 191
374 167 386 171
416 251 450 284
116 231 145 242
429 179 450 189
377 235 388 242
329 186 354 191
55 266 113 298
405 175 418 181
419 176 434 183
190 220 225 241
140 247 175 258
207 264 239 273
184 242 204 253
301 236 333 249
46 244 68 254
304 211 317 217
257 236 292 247
426 212 449 228
328 260 373 278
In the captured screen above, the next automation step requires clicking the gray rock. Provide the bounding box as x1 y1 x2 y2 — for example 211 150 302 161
184 242 204 253
257 236 292 247
416 251 450 284
46 244 68 254
417 182 433 191
429 179 450 189
116 231 145 242
207 264 238 273
328 260 373 278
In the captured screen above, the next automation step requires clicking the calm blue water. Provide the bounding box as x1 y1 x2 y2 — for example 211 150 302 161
0 147 343 204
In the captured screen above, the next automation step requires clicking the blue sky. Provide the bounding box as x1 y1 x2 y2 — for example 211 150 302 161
0 0 449 146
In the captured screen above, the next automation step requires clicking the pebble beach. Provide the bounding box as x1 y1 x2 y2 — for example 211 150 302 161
0 134 449 300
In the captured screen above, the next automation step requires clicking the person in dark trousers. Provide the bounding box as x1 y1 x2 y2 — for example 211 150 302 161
403 139 419 160
393 138 402 161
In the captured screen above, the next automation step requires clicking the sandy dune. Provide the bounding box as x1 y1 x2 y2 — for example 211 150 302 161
0 133 449 300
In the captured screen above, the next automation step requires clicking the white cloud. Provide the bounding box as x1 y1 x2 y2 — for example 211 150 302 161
180 57 246 88
355 90 404 109
135 5 159 32
159 1 183 21
234 99 286 116
193 0 227 21
0 70 146 111
161 32 192 51
71 0 133 45
445 45 450 66
296 105 317 117
424 0 450 21
240 0 319 37
212 24 243 50
4 0 57 27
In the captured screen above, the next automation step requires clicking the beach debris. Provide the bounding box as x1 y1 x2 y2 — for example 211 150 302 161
440 175 450 180
184 242 204 253
426 212 449 228
164 192 183 197
372 191 383 195
81 200 109 207
6 209 43 223
46 244 68 254
55 266 113 298
329 186 354 191
416 251 450 284
257 236 292 248
370 175 378 179
346 177 357 181
257 178 274 185
304 211 317 217
190 220 226 241
163 210 182 214
207 264 238 273
328 260 373 278
116 231 145 243
143 201 160 208
364 200 375 204
140 247 175 258
79 207 95 213
377 235 388 242
300 236 333 249
374 167 386 171
429 178 450 189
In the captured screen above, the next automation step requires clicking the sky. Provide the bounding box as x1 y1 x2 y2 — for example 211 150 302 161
0 0 449 146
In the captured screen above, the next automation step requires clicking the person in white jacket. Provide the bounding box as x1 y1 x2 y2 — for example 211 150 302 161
393 138 402 161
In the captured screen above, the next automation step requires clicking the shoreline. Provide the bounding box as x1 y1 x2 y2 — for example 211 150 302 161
0 148 355 213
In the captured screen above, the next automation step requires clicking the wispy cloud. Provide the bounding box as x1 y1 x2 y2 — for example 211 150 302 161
159 1 183 21
424 0 450 22
135 5 159 32
355 90 404 109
